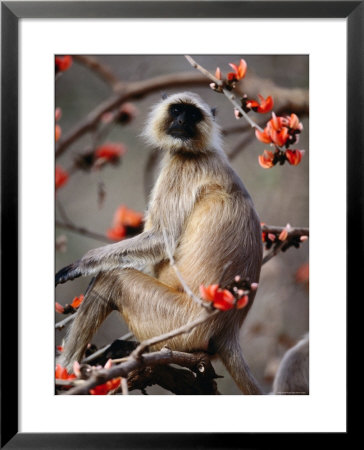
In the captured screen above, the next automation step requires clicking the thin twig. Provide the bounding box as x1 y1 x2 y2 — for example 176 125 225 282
111 357 129 364
184 55 263 132
261 225 309 237
222 88 263 131
131 309 219 359
184 55 223 86
121 377 129 395
55 314 75 330
56 199 75 226
56 220 112 243
262 241 287 265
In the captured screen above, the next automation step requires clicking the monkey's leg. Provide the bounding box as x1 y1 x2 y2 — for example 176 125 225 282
58 273 117 370
59 269 262 395
59 269 206 371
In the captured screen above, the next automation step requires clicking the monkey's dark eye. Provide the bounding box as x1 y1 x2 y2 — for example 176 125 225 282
171 105 182 116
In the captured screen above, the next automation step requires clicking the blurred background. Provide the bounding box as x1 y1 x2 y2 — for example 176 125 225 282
55 55 309 394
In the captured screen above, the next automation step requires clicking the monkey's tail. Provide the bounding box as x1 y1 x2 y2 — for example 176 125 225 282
57 274 114 371
218 340 262 395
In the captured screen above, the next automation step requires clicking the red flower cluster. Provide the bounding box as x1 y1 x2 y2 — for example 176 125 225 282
55 166 69 191
55 107 62 142
55 294 84 314
256 113 303 148
70 295 84 309
117 103 138 124
261 223 308 253
211 59 247 91
75 359 122 395
199 284 249 311
89 378 121 395
94 142 126 166
107 205 143 241
55 364 76 382
256 113 304 168
55 55 72 73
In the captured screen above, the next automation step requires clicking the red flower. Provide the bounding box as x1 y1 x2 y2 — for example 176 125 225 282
296 262 309 285
118 103 138 124
288 113 303 131
112 205 143 228
55 124 62 142
89 378 121 395
55 166 69 190
255 127 272 144
199 284 219 301
55 55 73 72
70 295 84 309
55 302 65 314
258 150 275 169
236 295 249 309
270 112 286 131
227 59 247 81
107 224 127 241
55 364 76 381
215 67 222 80
278 228 289 241
246 95 274 114
286 149 304 166
55 108 62 142
55 108 62 121
95 142 126 163
199 284 235 311
270 127 289 147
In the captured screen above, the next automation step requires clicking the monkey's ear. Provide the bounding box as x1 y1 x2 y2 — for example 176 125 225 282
211 107 217 118
161 92 169 100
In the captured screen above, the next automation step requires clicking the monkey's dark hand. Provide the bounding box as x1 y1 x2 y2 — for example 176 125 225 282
55 262 82 286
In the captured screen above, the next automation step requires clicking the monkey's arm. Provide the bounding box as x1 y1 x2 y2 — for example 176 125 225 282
55 230 165 285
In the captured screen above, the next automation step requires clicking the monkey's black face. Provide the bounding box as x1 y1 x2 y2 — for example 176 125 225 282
167 103 203 140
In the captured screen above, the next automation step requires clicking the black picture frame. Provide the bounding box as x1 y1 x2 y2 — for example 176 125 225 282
1 1 359 448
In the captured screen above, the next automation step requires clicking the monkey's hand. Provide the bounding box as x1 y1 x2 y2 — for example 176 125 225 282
55 262 82 285
55 230 166 286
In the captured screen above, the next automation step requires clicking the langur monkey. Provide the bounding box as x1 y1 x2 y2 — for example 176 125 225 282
273 334 309 395
56 92 263 394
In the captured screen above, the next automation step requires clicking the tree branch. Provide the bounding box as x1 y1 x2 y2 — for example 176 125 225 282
65 348 218 395
55 71 207 158
73 55 122 91
261 224 309 238
127 353 221 395
261 225 309 265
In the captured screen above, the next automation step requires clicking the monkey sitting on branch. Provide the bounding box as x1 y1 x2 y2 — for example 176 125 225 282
56 92 263 394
